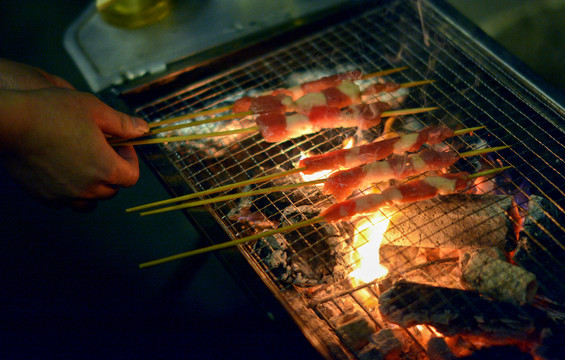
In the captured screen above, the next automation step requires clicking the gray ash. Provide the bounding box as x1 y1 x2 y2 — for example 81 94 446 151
253 205 355 287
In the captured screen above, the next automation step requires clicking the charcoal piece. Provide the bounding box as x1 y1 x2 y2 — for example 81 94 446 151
460 248 538 305
369 328 406 359
512 195 565 305
382 194 517 251
253 205 353 286
247 171 330 220
336 311 377 350
378 281 548 340
426 337 456 360
357 344 384 360
457 345 533 360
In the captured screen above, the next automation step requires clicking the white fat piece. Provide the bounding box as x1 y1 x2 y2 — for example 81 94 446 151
287 85 302 99
294 92 327 113
337 80 361 101
363 161 393 184
393 133 419 152
409 154 427 171
285 114 315 138
354 188 403 214
423 176 457 194
344 147 362 169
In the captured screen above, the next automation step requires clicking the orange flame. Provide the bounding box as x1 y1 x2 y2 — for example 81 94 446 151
349 213 390 286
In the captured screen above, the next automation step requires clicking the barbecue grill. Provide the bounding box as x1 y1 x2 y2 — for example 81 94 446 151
66 0 565 358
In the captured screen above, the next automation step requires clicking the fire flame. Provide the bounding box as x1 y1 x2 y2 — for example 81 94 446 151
349 213 390 286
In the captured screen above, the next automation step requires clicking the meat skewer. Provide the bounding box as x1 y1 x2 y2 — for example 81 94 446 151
111 105 436 146
133 146 508 216
231 79 433 115
140 79 433 137
323 145 510 201
299 124 461 174
138 167 512 268
126 126 484 213
147 66 409 129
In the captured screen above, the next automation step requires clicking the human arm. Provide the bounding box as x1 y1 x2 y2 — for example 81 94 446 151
0 59 149 209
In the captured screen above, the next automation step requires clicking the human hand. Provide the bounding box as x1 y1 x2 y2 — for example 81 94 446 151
0 87 149 210
0 58 74 90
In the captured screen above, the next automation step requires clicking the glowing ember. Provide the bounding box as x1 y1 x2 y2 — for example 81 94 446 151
349 213 390 286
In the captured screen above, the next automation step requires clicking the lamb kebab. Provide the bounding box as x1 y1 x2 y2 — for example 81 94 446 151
299 124 457 174
145 67 408 130
321 171 506 223
126 126 485 214
131 145 506 216
113 102 436 146
231 78 413 115
324 148 458 201
138 167 512 268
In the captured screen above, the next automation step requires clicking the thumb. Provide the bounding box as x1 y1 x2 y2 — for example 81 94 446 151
91 99 149 139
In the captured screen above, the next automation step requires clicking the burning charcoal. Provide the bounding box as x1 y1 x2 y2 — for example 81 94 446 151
512 195 565 305
460 248 538 305
253 205 353 286
378 281 549 340
336 311 377 350
382 194 517 251
457 345 533 360
426 337 456 360
369 328 407 359
247 171 330 221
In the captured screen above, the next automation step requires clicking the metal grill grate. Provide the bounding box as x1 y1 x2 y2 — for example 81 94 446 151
127 0 565 358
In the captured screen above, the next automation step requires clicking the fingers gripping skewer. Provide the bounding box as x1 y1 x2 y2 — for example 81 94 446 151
138 166 513 268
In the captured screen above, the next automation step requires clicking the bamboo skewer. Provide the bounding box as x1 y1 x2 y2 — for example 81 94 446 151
126 126 488 213
111 107 438 146
138 166 514 268
133 145 510 217
126 167 308 213
112 127 259 146
148 105 234 129
140 179 325 216
143 79 433 137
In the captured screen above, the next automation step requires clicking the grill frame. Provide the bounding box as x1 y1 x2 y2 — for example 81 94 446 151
100 0 565 358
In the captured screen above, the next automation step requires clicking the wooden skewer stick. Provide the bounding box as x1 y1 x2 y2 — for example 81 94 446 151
147 79 430 136
126 167 308 213
138 166 513 268
139 217 325 268
111 127 259 146
139 179 325 216
398 79 435 88
146 111 253 136
148 105 234 129
145 66 410 130
135 146 510 217
126 126 488 213
111 107 437 146
361 66 409 79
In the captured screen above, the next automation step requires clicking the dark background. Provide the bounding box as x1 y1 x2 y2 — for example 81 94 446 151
0 1 322 359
